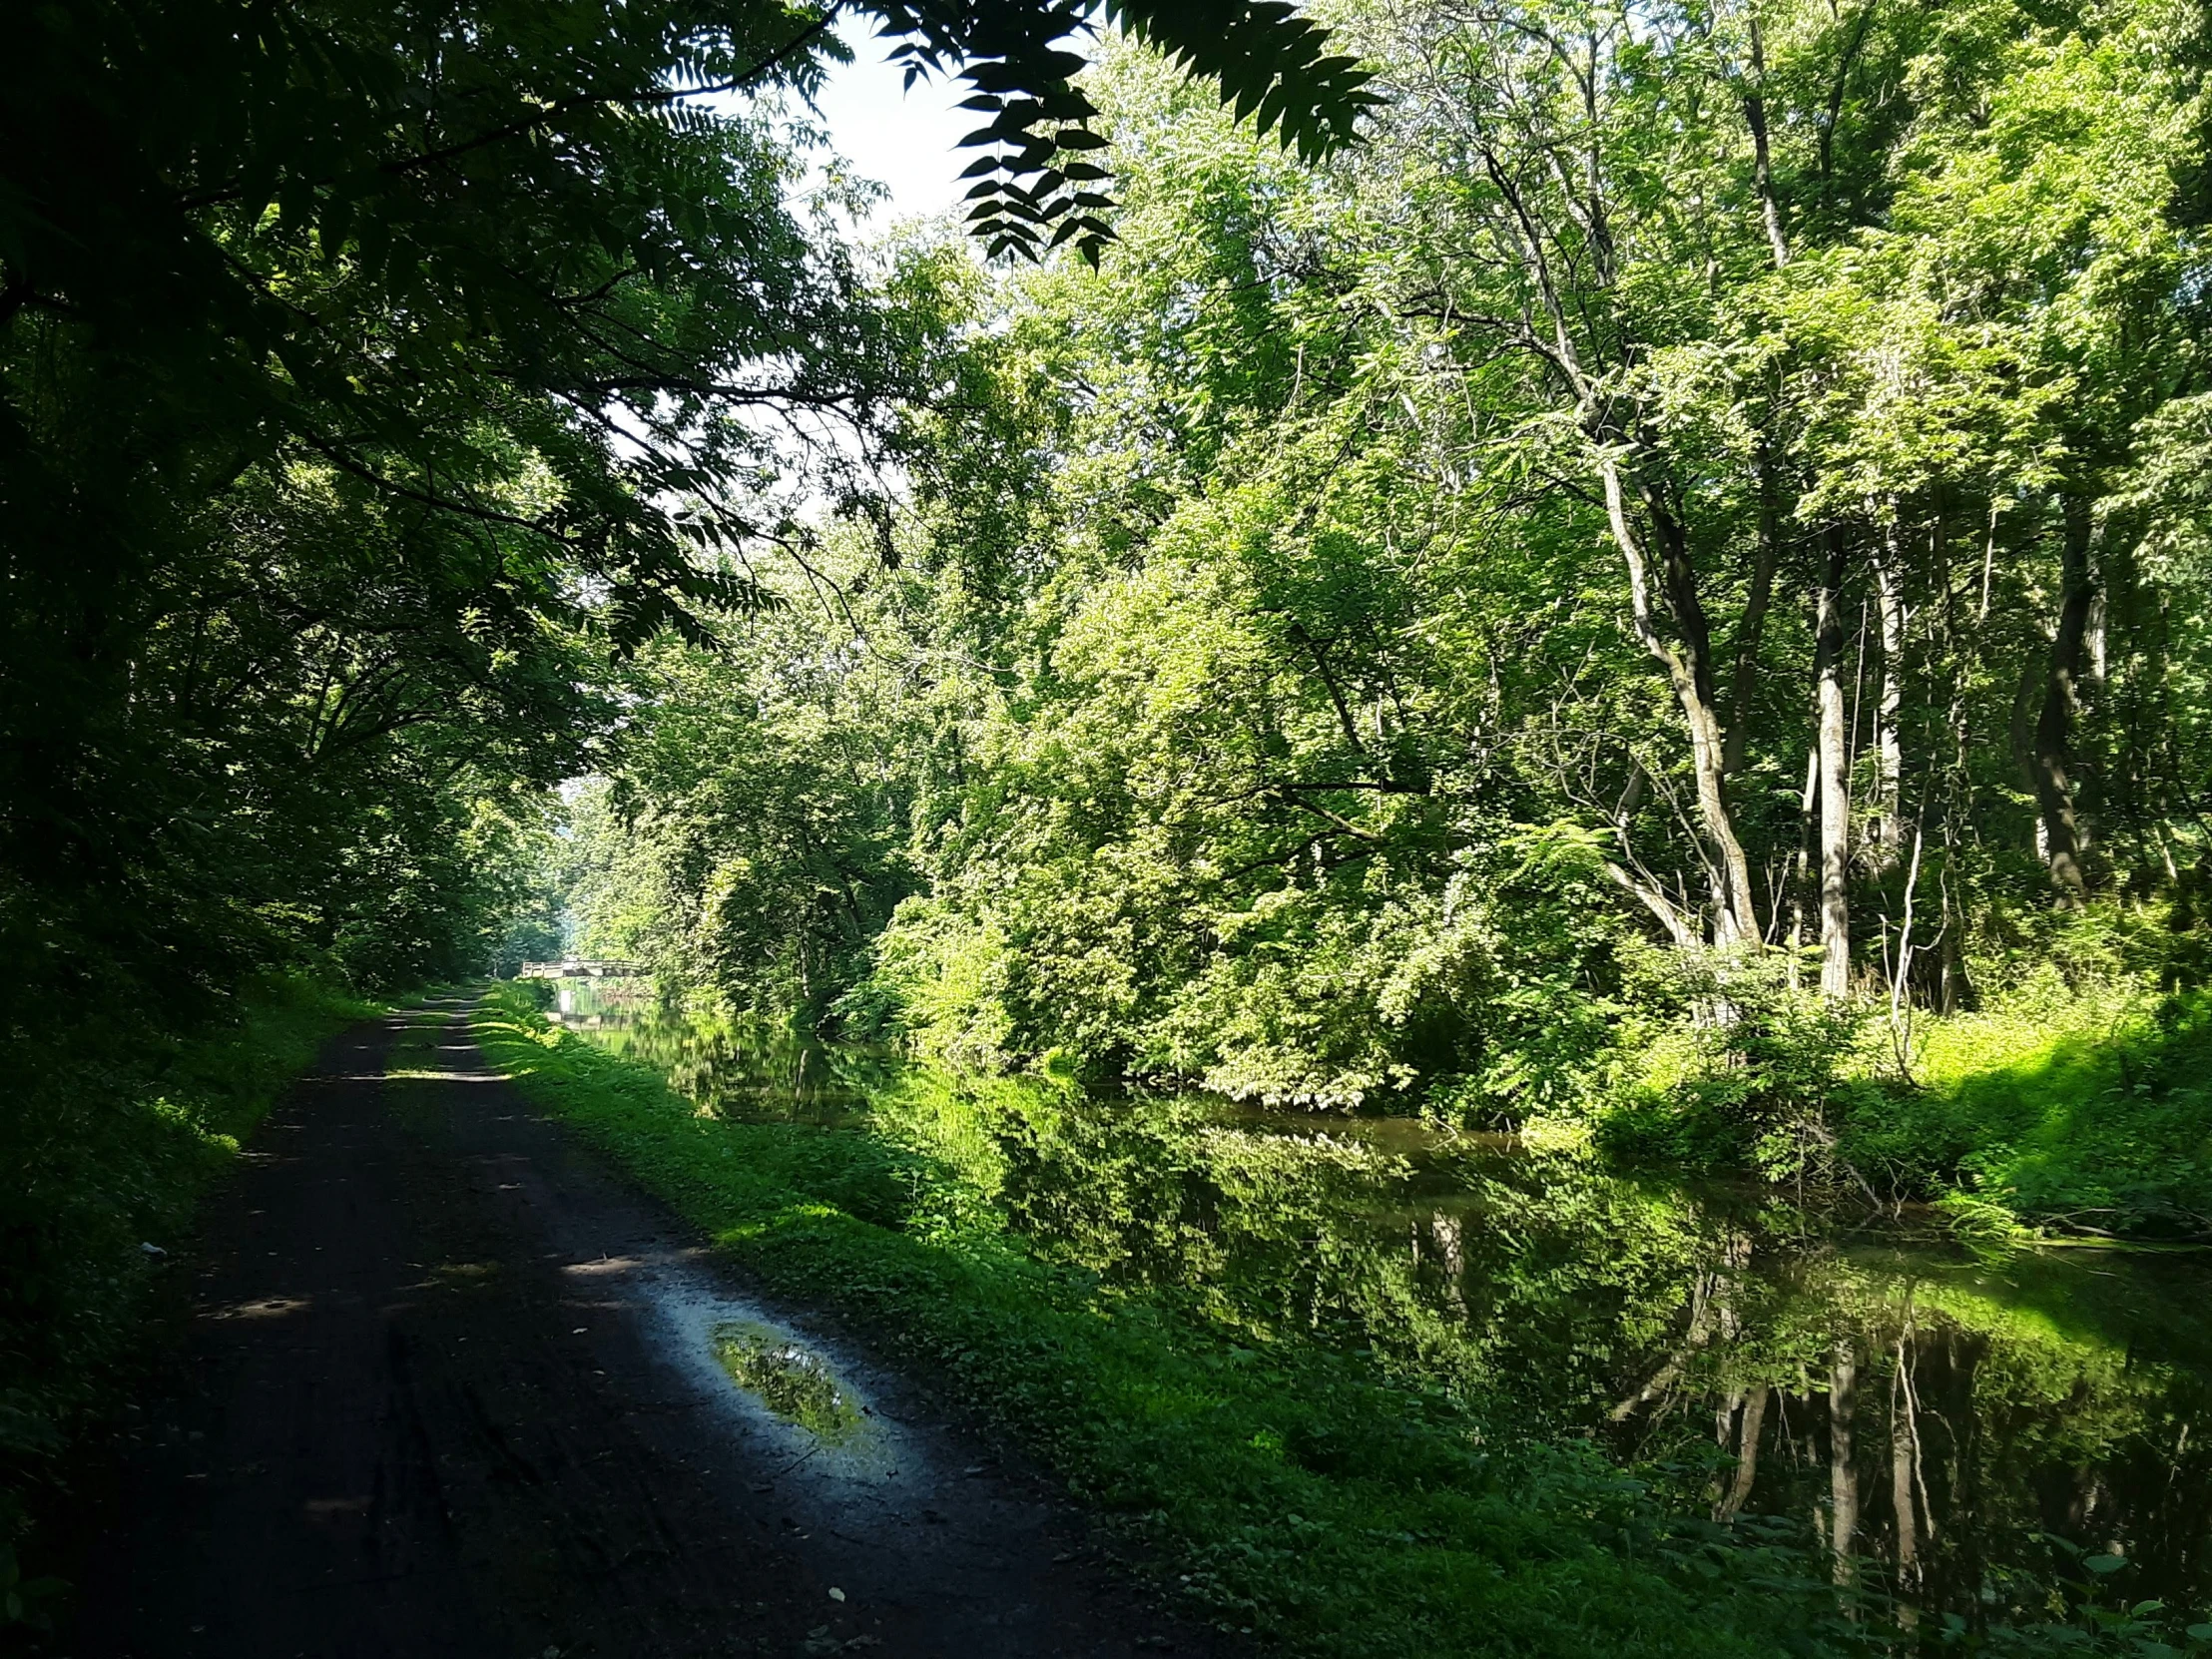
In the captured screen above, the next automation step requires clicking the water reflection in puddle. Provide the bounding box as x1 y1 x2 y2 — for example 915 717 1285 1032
614 1246 903 1486
542 979 2212 1622
711 1321 869 1446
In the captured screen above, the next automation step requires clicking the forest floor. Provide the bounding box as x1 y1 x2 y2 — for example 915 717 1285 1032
57 997 1216 1659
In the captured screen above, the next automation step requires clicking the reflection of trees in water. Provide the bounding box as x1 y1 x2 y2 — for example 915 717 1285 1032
1829 1341 1858 1585
905 1076 2210 1624
984 1105 2212 1624
1616 1267 2211 1624
560 996 899 1121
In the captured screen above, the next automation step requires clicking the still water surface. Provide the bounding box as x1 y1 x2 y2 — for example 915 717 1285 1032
547 980 2212 1624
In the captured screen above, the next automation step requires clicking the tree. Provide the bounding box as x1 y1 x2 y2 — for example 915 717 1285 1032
0 2 1385 1593
745 0 2212 1106
0 0 1378 1016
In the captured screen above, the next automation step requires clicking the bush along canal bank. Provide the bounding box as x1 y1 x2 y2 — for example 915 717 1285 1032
476 981 2212 1657
1578 960 2212 1247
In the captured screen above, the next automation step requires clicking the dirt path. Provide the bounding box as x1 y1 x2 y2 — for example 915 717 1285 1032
72 999 1215 1659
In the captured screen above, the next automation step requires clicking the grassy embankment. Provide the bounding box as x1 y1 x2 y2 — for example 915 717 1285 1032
1591 957 2212 1242
472 981 2194 1659
1841 982 2212 1240
0 975 382 1628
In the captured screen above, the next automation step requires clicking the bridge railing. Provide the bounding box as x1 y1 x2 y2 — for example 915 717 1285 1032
515 960 648 979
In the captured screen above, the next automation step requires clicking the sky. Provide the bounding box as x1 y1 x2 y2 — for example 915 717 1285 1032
807 31 981 229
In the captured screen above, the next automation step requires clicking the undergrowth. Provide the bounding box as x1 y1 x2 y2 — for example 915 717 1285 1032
0 974 380 1629
1566 934 2212 1240
1844 977 2212 1238
471 982 2200 1658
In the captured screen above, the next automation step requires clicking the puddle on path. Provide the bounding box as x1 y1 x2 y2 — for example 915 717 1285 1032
711 1321 869 1446
622 1256 909 1492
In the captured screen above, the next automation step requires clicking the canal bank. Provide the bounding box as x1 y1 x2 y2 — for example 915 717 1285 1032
486 978 2212 1656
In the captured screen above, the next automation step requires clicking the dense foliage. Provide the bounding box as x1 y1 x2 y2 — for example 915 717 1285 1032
7 0 2206 1639
573 0 2212 1225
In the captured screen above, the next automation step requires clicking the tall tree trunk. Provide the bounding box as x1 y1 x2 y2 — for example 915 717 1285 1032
1816 529 1853 998
1718 1383 1770 1520
1872 521 1908 870
1789 747 1817 986
1931 502 1977 1013
1601 451 1762 947
1724 440 1783 777
1742 18 1791 272
2032 496 2096 901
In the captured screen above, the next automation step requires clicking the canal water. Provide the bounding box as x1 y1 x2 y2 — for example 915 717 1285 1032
544 979 2212 1627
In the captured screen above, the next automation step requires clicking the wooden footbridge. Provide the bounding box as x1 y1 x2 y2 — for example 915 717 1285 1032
515 959 647 979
